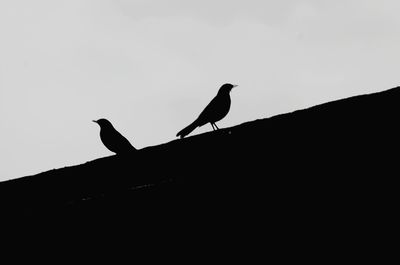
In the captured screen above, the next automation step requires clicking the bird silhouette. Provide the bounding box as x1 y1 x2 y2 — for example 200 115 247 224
176 83 237 138
93 118 136 154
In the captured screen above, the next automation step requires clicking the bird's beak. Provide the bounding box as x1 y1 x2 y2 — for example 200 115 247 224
232 84 238 88
92 120 98 123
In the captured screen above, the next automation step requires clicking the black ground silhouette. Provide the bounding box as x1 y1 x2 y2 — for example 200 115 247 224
1 86 397 258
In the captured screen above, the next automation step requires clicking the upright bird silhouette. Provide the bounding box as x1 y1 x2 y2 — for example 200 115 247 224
176 83 237 138
93 118 136 154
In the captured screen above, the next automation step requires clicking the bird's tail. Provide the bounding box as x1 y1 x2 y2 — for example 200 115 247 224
176 120 199 138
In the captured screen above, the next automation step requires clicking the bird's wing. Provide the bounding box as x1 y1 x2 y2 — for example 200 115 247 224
115 131 136 152
196 95 221 126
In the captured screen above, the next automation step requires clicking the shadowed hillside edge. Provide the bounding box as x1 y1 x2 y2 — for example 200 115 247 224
1 87 398 235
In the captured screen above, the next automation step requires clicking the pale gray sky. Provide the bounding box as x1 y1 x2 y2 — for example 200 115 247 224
1 0 400 180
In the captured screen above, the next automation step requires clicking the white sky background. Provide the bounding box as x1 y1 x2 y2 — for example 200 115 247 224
1 0 400 180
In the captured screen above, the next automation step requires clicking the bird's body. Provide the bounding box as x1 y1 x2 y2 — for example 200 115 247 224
93 118 136 154
176 83 237 138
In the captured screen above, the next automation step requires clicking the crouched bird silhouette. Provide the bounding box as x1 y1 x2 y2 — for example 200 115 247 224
93 118 136 154
176 83 237 138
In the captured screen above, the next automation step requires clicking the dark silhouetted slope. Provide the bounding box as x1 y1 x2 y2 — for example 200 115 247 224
1 86 398 258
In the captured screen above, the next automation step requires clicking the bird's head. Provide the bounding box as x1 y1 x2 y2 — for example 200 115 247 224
93 118 113 129
218 83 238 95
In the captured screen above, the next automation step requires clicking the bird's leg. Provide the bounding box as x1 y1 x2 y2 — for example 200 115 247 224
214 123 219 130
211 123 216 131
